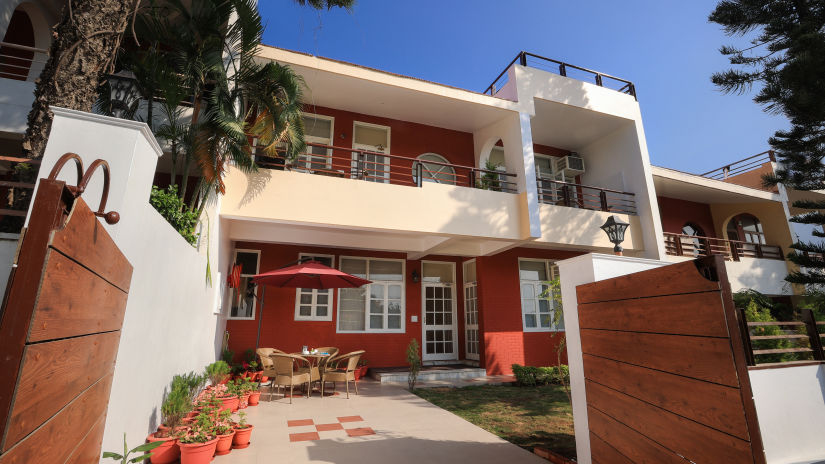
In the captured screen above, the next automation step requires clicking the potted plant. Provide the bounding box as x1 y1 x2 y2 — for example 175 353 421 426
213 409 236 456
149 376 193 464
357 359 369 380
219 380 240 412
103 433 164 463
247 379 262 406
232 412 254 449
179 406 218 464
237 377 256 409
205 361 230 387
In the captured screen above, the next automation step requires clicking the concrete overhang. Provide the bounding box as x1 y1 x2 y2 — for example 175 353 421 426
530 97 633 150
254 45 519 133
652 166 781 204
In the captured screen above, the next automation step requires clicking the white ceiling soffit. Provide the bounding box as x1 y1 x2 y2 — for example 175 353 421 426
530 97 632 150
652 166 780 204
254 48 518 133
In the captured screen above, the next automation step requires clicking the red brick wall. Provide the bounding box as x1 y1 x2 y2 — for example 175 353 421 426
225 242 470 367
476 247 583 375
657 196 717 238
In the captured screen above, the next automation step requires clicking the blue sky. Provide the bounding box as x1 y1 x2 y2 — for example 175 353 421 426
259 0 786 174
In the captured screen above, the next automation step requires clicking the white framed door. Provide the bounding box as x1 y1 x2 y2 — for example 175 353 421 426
421 261 457 361
352 121 390 183
463 259 479 360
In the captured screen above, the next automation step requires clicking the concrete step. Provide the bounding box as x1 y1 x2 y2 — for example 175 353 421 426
370 366 487 383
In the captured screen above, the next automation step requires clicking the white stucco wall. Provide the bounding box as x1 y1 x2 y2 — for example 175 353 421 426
750 364 825 464
28 108 229 458
556 253 669 464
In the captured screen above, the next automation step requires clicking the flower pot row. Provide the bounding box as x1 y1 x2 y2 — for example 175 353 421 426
148 423 255 464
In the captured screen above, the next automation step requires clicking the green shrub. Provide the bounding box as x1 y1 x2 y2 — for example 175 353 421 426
149 185 199 245
512 364 569 386
406 339 421 391
205 360 230 386
744 300 795 363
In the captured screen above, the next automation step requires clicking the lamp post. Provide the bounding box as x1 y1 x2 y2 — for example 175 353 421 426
600 215 629 256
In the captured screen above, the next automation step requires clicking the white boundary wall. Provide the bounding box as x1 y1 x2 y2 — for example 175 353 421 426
28 108 230 457
750 364 825 464
556 253 669 464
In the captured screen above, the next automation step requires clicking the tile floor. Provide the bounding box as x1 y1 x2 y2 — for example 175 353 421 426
214 379 545 464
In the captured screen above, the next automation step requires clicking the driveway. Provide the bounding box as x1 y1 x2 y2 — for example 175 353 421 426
216 379 547 464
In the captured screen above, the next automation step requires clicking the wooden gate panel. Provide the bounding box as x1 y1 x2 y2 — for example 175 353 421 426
0 157 131 463
577 257 765 463
29 250 128 342
5 331 121 445
588 433 634 464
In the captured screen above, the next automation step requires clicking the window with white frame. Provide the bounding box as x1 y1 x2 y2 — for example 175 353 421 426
294 253 334 321
228 250 260 320
518 259 562 331
297 113 334 171
337 257 404 332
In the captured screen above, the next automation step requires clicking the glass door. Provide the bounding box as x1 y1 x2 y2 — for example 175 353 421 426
352 122 390 183
421 261 457 361
463 260 479 360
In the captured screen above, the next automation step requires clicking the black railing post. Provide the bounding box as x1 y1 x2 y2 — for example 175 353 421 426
561 185 571 207
415 162 423 187
629 83 636 99
595 74 603 86
519 52 527 66
802 308 825 361
558 63 567 77
738 306 756 366
356 152 365 180
730 242 740 262
470 169 477 189
599 190 609 211
755 244 764 259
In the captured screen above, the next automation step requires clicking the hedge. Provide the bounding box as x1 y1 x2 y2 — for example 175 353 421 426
511 364 569 386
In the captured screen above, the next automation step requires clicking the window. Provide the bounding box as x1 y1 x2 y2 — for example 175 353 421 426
463 260 479 360
518 259 562 332
352 122 391 183
297 113 334 171
727 214 766 245
681 222 707 257
413 153 456 185
338 257 404 332
294 253 334 321
228 250 260 320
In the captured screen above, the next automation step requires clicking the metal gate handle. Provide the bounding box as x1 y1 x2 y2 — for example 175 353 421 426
47 152 83 192
45 153 120 225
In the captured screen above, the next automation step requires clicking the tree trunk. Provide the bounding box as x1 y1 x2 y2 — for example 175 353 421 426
22 0 137 159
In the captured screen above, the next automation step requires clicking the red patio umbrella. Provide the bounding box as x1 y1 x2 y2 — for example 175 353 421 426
249 259 371 351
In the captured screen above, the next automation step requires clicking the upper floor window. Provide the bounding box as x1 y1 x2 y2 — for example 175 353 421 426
298 113 334 171
228 249 260 320
681 222 707 257
295 253 334 321
353 122 391 183
338 257 404 333
518 259 562 332
727 214 766 245
413 153 456 185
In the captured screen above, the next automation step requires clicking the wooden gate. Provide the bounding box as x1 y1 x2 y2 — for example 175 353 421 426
0 154 131 463
576 256 765 463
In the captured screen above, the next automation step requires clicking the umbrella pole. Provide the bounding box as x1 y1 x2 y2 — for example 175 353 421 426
255 286 266 352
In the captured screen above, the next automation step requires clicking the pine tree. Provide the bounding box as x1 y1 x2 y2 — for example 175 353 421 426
710 0 825 286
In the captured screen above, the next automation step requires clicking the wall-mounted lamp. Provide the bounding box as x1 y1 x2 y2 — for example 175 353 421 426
600 215 629 256
411 269 420 283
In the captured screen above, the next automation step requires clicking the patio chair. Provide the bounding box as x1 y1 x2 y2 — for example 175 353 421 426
321 350 365 399
269 353 312 403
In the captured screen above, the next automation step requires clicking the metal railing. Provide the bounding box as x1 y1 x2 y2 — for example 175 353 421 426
700 150 776 181
663 232 784 261
739 308 825 366
0 156 40 231
483 51 636 99
536 177 637 215
254 142 518 193
0 41 48 82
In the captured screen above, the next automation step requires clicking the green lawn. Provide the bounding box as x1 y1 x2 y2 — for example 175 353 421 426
415 384 576 460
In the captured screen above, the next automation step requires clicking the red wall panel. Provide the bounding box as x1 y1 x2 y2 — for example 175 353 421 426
657 196 717 238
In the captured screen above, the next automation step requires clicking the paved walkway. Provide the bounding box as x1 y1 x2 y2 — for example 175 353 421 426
216 379 545 464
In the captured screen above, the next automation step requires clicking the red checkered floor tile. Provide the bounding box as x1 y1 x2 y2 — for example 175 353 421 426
287 415 374 442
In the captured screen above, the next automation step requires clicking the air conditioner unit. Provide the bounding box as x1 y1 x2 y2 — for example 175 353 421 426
554 153 585 176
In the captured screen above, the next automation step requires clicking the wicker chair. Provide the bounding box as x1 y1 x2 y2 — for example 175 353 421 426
269 353 312 403
322 350 365 398
309 347 339 393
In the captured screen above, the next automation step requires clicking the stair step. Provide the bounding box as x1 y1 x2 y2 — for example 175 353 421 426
370 367 487 383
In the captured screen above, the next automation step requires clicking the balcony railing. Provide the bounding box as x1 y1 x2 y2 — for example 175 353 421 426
536 177 637 215
254 142 518 193
0 41 48 82
739 308 824 366
484 51 637 99
700 150 776 181
664 232 783 261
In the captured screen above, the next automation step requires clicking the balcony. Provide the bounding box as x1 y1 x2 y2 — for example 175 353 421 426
536 177 637 215
255 142 518 193
0 41 48 133
664 232 783 261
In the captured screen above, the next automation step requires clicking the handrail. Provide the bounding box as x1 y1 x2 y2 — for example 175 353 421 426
0 41 48 54
537 175 635 196
536 176 637 215
700 150 776 180
484 51 637 99
739 307 825 366
663 232 783 261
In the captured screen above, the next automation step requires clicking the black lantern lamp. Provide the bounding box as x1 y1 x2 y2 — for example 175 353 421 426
600 215 629 255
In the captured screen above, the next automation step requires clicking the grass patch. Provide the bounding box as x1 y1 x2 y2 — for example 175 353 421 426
415 384 575 460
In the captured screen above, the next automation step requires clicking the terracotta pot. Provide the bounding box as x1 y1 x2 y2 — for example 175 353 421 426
179 437 218 464
239 393 251 409
185 410 199 420
232 425 254 449
260 375 269 383
248 391 261 406
146 433 179 464
214 430 235 456
218 396 239 412
254 371 263 382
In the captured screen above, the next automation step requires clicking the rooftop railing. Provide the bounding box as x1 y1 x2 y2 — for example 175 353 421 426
483 51 636 99
699 150 776 181
254 142 518 193
664 232 783 261
0 41 48 82
536 176 637 215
